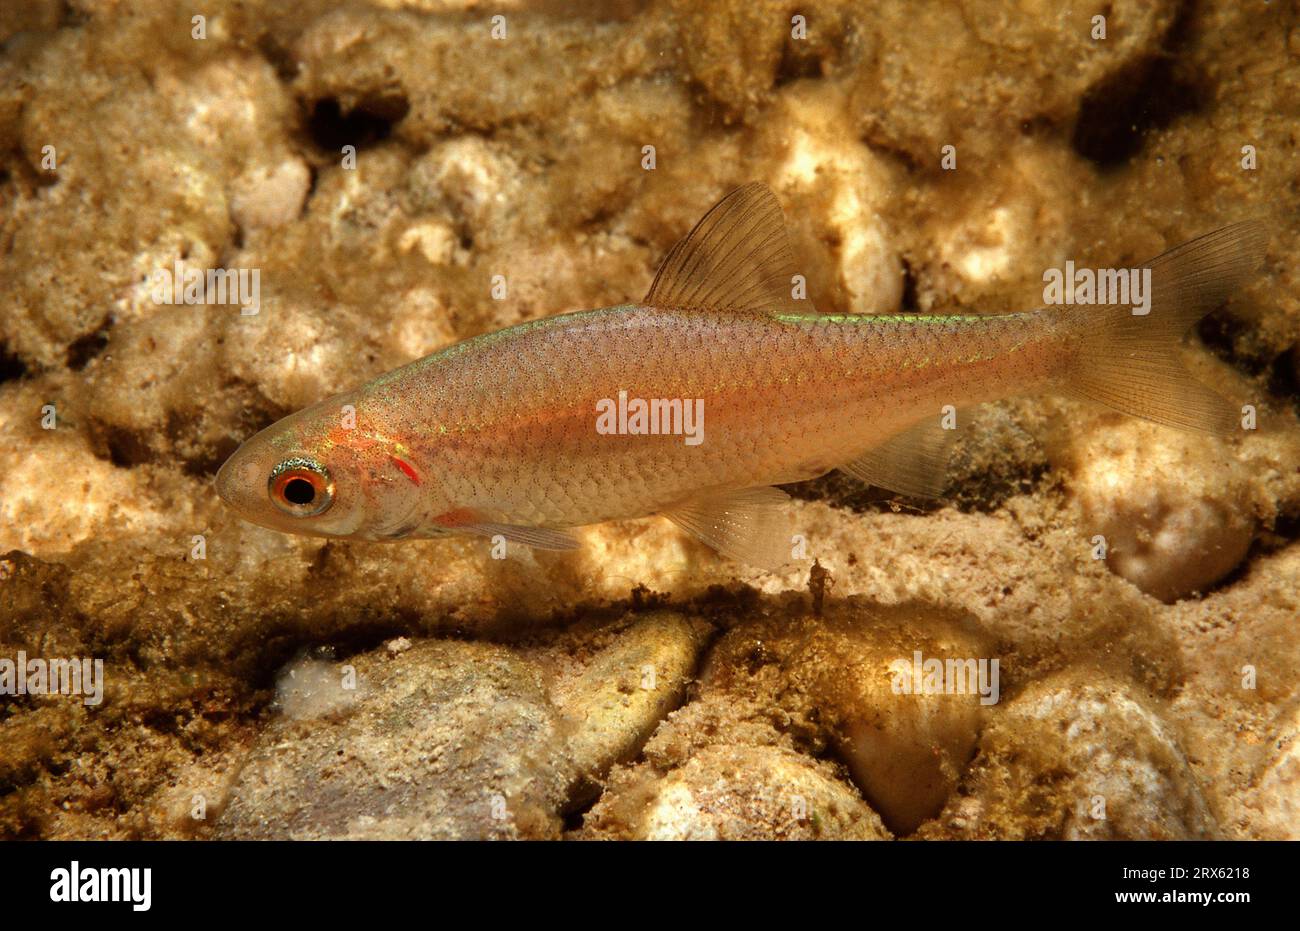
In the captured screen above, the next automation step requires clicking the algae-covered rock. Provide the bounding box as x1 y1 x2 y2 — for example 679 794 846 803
700 602 995 834
1247 698 1300 840
218 640 574 839
217 610 709 839
548 610 708 804
923 671 1216 840
582 744 890 840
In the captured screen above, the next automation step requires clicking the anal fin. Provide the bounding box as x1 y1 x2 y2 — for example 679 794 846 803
839 414 961 498
662 486 792 570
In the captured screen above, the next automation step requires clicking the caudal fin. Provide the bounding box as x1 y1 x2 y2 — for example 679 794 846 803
1062 221 1268 434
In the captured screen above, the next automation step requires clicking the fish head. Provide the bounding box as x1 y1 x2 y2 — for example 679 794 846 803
215 394 429 540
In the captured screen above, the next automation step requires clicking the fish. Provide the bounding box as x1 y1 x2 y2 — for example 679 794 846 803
215 182 1267 568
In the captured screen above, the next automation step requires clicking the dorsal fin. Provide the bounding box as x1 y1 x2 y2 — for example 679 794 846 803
645 182 802 314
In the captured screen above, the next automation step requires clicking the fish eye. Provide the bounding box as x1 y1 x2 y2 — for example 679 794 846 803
268 457 333 517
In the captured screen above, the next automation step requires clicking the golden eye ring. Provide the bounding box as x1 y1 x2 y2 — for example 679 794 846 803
268 457 333 517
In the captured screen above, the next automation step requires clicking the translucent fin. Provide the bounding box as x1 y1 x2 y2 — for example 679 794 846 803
644 182 802 315
1062 220 1268 435
839 414 960 498
462 522 581 551
662 486 793 569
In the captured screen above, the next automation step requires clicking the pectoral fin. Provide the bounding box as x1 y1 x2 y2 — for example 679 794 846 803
662 486 792 569
435 509 581 550
467 523 580 550
839 414 961 498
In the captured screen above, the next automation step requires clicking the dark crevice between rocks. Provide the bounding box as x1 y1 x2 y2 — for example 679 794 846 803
233 612 427 693
1071 6 1203 169
1273 506 1300 542
91 388 292 476
860 134 922 174
302 161 320 213
0 342 27 383
169 403 282 480
1197 309 1271 376
58 0 91 29
0 149 53 192
573 200 622 234
65 318 111 371
103 425 154 469
1242 501 1300 581
305 94 411 153
1267 347 1300 414
182 434 240 479
256 32 299 83
899 258 919 312
950 459 1053 514
783 457 1050 517
784 472 938 515
561 806 589 833
1198 311 1300 414
774 38 829 89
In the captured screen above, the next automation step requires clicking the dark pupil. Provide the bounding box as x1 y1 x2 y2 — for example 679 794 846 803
283 477 316 506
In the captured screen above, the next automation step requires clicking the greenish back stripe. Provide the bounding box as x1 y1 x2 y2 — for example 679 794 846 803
773 312 1004 326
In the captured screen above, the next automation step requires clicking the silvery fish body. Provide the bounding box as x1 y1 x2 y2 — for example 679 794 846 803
215 184 1266 566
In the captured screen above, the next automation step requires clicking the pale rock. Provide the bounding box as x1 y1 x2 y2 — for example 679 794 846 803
230 157 311 231
1066 419 1254 602
586 745 890 840
549 610 706 802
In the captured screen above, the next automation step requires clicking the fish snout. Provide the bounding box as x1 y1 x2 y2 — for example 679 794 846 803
214 445 268 515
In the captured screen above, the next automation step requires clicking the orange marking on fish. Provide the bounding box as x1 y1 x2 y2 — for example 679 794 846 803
432 507 478 528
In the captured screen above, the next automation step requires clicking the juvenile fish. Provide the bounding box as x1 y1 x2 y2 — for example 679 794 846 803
215 183 1267 566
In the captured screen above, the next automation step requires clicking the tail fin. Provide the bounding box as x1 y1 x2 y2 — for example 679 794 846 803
1062 221 1268 434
